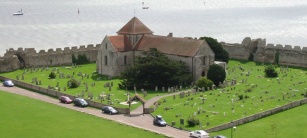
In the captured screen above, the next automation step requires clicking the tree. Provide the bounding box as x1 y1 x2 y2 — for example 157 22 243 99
119 48 192 90
265 64 278 77
72 54 90 65
199 37 229 63
207 64 226 86
196 77 213 90
49 71 56 79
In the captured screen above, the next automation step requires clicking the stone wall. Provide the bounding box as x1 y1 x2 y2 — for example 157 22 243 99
0 75 130 114
205 98 307 132
1 44 100 72
0 55 20 72
222 37 307 68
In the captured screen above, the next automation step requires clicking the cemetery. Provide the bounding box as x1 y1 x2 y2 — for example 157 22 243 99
0 63 172 110
0 59 306 132
152 59 307 130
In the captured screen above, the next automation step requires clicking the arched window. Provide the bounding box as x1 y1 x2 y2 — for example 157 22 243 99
124 55 127 65
104 56 108 65
105 43 107 49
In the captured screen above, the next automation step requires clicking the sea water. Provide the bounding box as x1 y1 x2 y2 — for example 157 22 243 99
1 0 307 55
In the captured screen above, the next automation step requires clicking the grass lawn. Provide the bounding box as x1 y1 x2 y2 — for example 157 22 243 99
0 63 167 110
152 59 307 130
0 90 166 138
209 104 307 138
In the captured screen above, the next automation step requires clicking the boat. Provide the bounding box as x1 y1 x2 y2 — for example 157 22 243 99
13 10 23 16
142 2 149 9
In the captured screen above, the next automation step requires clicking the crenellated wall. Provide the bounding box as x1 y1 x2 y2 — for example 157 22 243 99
1 44 101 72
222 37 307 68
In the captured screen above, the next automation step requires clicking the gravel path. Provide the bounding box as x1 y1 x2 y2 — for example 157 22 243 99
0 85 191 138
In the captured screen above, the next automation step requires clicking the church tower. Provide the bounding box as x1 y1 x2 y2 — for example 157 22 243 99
116 17 153 48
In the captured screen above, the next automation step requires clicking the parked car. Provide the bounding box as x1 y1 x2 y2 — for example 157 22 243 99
102 106 118 114
59 96 72 104
213 135 227 138
73 98 88 107
189 130 210 138
3 80 14 87
153 115 167 126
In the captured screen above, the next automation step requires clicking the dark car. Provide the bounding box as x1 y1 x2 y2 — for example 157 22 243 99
59 96 72 104
102 106 118 114
73 98 88 107
213 135 227 138
3 80 14 87
153 115 167 126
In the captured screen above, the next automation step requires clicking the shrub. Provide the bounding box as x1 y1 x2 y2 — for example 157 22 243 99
67 78 80 88
196 77 213 90
187 116 200 127
49 72 56 79
265 64 278 77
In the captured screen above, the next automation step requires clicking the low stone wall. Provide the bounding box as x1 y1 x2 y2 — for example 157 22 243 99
0 76 130 114
205 98 307 132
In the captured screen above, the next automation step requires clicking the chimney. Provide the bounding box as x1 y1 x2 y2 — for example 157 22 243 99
167 32 173 37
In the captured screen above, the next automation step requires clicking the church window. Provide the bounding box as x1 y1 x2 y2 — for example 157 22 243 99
124 55 127 65
104 56 108 65
105 43 107 49
203 56 206 65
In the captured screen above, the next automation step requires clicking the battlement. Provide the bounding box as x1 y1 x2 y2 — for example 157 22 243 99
264 43 307 51
2 44 101 57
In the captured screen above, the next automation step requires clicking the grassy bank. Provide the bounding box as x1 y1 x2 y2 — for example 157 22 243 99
0 90 166 138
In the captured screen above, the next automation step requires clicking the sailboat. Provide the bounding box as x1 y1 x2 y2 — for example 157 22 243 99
142 2 149 9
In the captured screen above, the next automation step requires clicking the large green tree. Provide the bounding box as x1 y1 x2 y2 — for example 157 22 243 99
207 64 226 86
199 37 229 63
119 48 192 90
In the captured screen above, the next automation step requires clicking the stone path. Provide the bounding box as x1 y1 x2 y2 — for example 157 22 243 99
0 85 191 138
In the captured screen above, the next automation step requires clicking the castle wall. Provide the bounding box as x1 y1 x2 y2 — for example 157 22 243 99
0 44 100 72
222 37 307 68
0 56 20 72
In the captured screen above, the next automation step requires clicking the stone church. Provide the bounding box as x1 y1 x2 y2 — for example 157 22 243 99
97 17 215 81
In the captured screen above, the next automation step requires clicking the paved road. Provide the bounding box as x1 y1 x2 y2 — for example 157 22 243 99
0 85 190 138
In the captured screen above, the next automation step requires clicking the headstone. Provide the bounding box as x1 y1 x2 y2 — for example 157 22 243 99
109 86 112 91
162 87 165 92
155 86 158 91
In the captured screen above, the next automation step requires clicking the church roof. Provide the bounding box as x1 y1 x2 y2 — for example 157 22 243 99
108 35 132 52
117 17 154 35
134 35 205 57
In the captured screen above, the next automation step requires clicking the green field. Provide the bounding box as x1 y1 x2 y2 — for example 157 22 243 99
152 60 307 130
0 90 166 138
209 104 307 138
0 64 167 109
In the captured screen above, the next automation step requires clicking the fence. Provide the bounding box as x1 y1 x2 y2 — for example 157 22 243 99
0 76 130 114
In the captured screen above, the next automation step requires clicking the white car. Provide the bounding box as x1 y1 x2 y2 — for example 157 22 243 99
189 130 210 138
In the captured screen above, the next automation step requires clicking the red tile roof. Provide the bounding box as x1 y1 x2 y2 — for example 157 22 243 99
117 17 154 35
134 35 204 57
108 35 132 52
